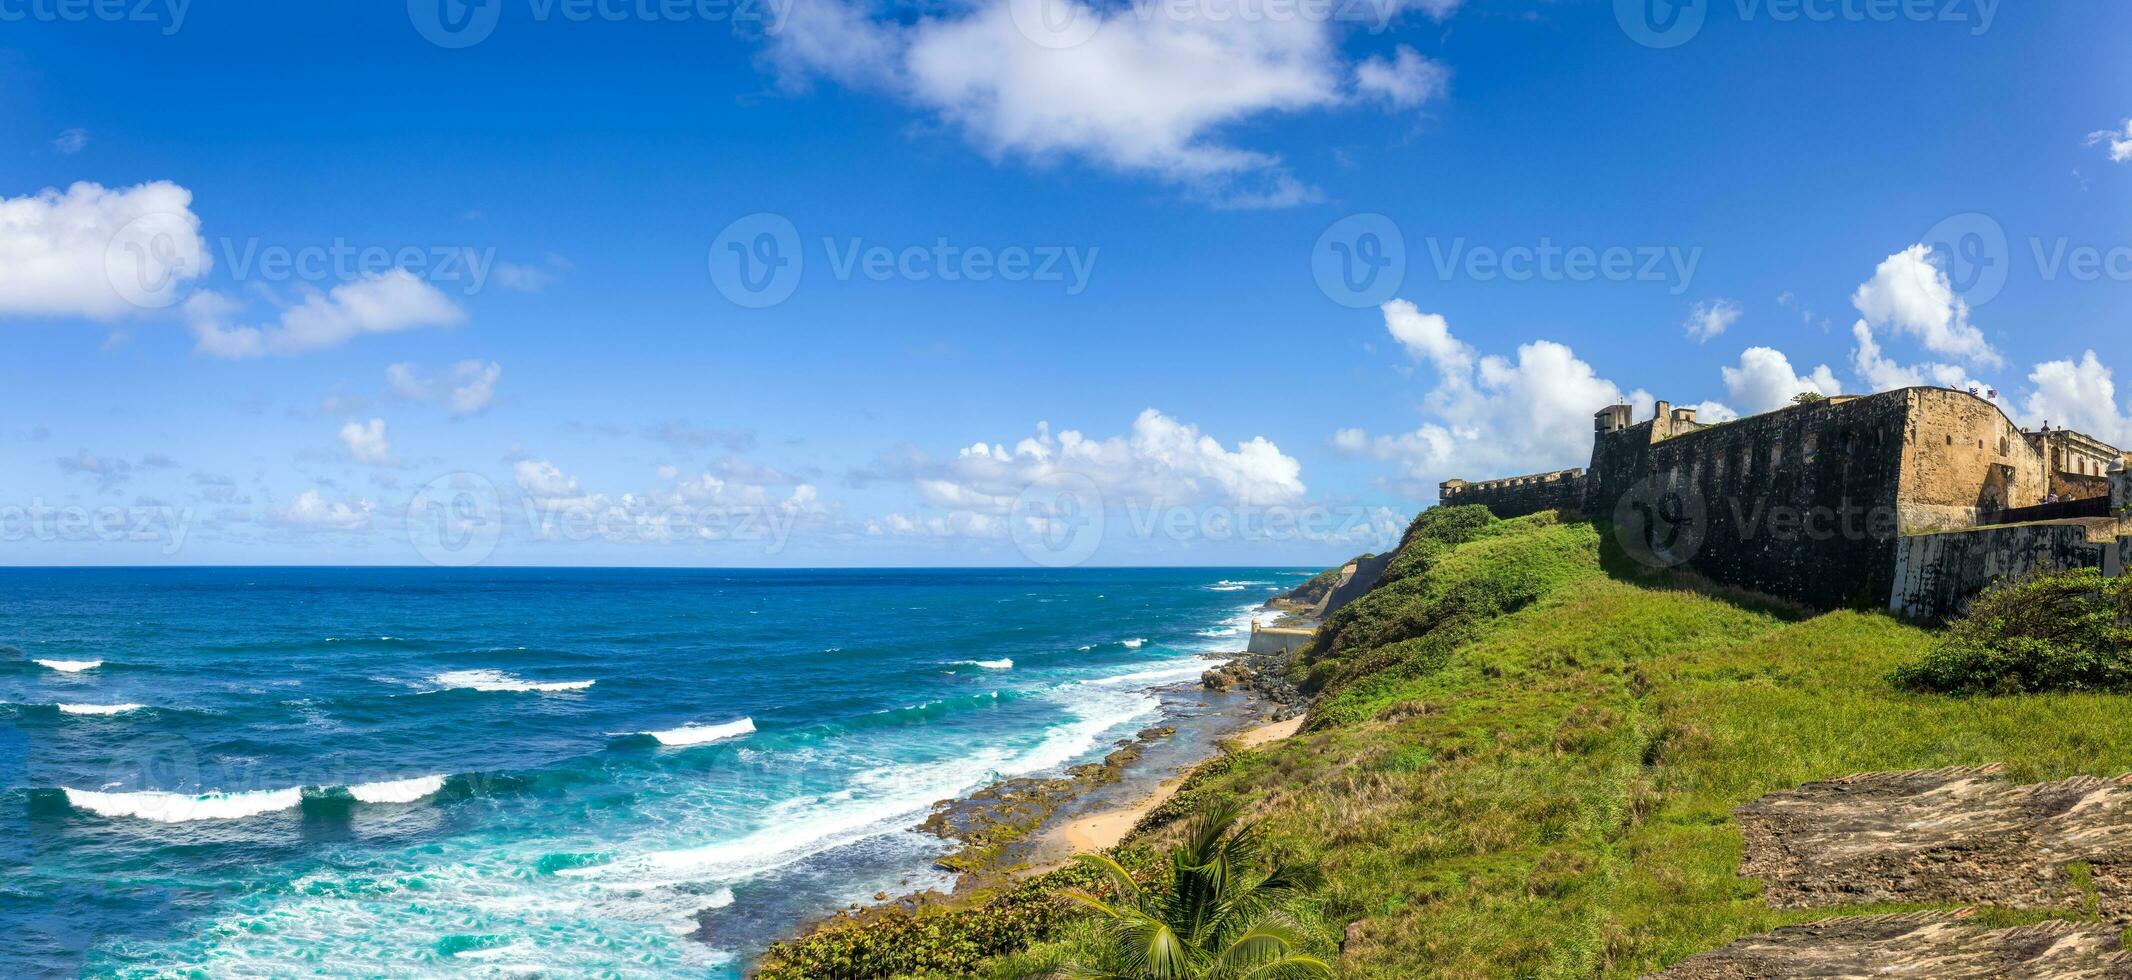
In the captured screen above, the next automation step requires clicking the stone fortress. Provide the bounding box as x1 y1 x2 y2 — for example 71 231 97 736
1440 387 2132 621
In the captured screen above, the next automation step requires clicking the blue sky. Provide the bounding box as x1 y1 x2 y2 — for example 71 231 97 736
2 0 2128 566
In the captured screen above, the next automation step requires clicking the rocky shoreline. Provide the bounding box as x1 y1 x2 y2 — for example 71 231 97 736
754 640 1312 964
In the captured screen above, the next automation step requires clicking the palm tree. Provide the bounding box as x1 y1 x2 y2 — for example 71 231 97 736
1054 800 1331 980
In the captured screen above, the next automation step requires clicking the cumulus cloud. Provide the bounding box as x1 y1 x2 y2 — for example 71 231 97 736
187 270 465 358
764 0 1458 205
1722 347 1842 414
2021 352 2132 446
338 418 394 466
511 456 824 543
2089 119 2132 163
1683 298 1741 343
1335 301 1663 497
928 409 1304 511
1849 244 2002 368
1354 45 1450 110
513 458 582 499
0 181 210 319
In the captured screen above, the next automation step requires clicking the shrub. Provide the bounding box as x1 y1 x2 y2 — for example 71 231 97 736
1891 569 2132 695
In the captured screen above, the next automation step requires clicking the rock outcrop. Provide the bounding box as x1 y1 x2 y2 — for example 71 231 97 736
1653 911 2132 979
1735 765 2132 919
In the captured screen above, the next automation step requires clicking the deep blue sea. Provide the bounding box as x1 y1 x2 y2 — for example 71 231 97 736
0 566 1307 977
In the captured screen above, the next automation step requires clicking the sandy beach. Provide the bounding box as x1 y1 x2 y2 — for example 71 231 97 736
1053 714 1304 853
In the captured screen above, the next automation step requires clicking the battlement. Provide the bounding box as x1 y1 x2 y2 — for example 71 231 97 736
1441 387 2130 620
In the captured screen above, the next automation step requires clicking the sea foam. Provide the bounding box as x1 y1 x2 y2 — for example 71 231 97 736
347 775 448 804
433 669 595 693
35 659 102 673
956 658 1013 670
644 718 756 747
1121 638 1146 649
57 703 146 716
63 786 304 823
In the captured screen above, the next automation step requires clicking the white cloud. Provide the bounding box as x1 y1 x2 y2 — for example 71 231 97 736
1382 298 1471 373
766 0 1458 205
0 181 210 319
386 363 430 400
448 361 502 415
52 129 90 154
1354 45 1450 110
277 490 374 530
338 418 394 466
1337 301 1662 496
919 410 1305 514
1683 298 1741 343
514 458 582 499
2088 119 2132 163
186 269 466 357
1849 244 2002 367
2020 351 2132 446
389 360 502 415
1721 346 1841 414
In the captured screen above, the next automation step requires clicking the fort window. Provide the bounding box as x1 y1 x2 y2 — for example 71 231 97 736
1803 433 1819 464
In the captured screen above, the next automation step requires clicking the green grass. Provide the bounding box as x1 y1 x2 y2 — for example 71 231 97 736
965 507 2132 979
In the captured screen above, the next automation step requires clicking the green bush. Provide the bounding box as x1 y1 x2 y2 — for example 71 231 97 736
1891 569 2132 695
755 847 1155 979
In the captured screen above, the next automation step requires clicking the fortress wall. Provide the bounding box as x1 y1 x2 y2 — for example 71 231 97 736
1438 469 1586 519
1896 388 2048 532
1586 393 1913 610
1890 521 2126 623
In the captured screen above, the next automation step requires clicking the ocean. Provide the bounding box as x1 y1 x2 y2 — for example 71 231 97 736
0 566 1308 976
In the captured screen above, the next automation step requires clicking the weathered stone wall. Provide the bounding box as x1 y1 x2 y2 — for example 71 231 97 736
1584 392 1913 610
1437 468 1586 519
1897 388 2048 531
1311 551 1392 619
1889 521 2127 622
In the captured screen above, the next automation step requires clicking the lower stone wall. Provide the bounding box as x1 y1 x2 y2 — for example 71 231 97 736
1888 521 2128 623
1440 469 1586 519
1247 624 1316 655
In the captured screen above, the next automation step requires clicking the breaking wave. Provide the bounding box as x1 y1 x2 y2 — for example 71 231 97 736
57 703 146 716
643 718 756 747
35 659 102 673
431 669 594 693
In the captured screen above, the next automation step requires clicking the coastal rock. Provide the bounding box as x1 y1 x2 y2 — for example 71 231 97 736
1735 765 2132 918
1649 912 2132 979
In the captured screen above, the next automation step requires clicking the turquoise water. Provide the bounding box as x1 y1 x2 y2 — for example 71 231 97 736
0 567 1304 976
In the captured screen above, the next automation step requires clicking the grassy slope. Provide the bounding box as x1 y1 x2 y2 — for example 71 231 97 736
981 508 2132 978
